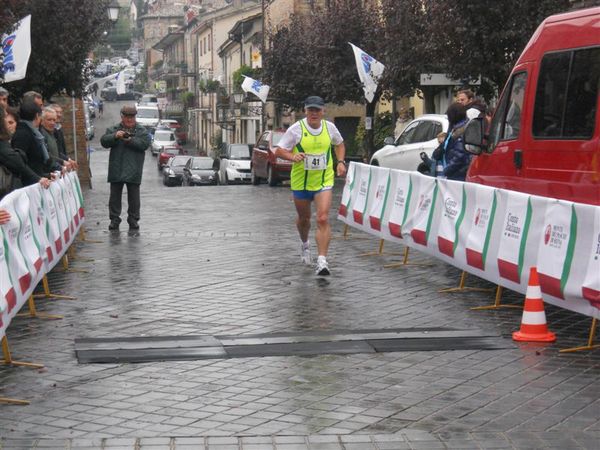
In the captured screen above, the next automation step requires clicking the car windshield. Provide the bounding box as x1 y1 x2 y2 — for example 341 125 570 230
137 109 159 119
229 144 250 159
154 131 174 141
171 156 189 166
272 132 284 145
191 158 214 170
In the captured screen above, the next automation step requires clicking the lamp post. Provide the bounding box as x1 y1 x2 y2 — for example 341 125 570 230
107 0 120 24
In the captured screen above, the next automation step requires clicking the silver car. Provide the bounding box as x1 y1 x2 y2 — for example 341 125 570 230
370 114 448 171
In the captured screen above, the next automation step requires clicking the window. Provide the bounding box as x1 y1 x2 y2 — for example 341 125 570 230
533 48 600 139
396 121 419 145
208 33 211 51
487 72 528 150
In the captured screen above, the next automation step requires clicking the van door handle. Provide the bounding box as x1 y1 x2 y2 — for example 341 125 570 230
514 149 523 170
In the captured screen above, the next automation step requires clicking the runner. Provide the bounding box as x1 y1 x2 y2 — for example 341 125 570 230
274 96 346 276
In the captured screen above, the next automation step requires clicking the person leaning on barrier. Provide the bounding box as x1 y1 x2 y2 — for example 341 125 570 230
274 95 346 276
100 105 151 231
0 106 51 200
48 103 68 160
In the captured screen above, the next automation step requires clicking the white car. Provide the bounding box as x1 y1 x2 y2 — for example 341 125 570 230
215 143 252 184
151 129 178 156
135 105 160 130
370 114 448 171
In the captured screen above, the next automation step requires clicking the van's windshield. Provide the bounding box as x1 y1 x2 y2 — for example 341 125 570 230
137 109 159 119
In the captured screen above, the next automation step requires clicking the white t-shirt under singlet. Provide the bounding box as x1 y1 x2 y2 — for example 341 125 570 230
277 118 344 151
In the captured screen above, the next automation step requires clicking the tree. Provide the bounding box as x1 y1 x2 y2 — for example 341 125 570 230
423 0 571 100
264 0 383 109
1 0 111 99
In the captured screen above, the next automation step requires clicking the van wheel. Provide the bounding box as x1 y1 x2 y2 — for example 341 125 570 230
267 165 277 186
251 167 261 185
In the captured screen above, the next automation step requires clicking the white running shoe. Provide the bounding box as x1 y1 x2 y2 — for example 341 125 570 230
315 257 330 276
301 244 312 265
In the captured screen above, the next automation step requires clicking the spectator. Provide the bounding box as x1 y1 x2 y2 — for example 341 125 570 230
0 87 9 110
100 105 151 231
0 106 51 197
40 106 62 160
23 90 43 108
11 99 63 178
456 88 486 120
49 103 68 159
433 102 471 181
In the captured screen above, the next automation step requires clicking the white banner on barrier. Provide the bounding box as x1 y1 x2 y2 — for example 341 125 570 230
386 169 412 241
351 164 371 228
49 182 71 250
464 183 497 271
41 186 63 258
26 186 54 270
13 190 44 288
436 180 466 259
338 162 356 220
496 190 532 285
581 205 600 309
403 173 437 247
367 166 391 233
537 201 576 300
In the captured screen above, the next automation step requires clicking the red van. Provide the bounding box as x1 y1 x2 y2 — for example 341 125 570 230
465 7 600 206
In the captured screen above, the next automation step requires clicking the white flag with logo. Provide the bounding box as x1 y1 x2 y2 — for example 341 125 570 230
1 15 31 83
349 43 385 103
116 70 127 95
241 76 270 103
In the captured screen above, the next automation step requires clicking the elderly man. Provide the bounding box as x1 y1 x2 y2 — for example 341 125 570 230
40 106 61 159
100 105 151 231
49 103 68 159
0 87 9 110
274 95 346 276
23 90 43 108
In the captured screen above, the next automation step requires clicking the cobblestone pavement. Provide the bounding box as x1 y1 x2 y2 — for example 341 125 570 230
0 101 598 449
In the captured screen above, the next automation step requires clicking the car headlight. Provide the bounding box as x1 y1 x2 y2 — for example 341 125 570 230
192 174 201 180
229 161 238 169
165 168 174 175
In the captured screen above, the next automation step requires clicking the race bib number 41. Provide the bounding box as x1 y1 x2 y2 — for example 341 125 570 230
304 153 327 170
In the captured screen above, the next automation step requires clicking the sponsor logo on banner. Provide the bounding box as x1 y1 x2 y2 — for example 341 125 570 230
436 182 466 258
465 185 497 270
42 189 63 256
352 166 371 225
582 207 600 308
405 175 437 246
497 194 532 283
368 168 390 231
388 176 412 239
338 163 355 218
537 203 577 300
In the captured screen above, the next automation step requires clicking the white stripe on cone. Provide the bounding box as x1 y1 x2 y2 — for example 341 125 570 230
521 310 548 325
525 284 542 299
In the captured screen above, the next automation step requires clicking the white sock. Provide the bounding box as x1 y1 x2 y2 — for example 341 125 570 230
317 255 327 263
302 241 310 250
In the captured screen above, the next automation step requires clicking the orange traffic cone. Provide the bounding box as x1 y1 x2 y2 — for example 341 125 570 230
513 267 556 342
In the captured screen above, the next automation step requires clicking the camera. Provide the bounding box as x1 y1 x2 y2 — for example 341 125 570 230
121 132 131 139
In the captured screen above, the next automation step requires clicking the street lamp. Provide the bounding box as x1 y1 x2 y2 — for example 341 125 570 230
232 92 245 104
107 0 120 24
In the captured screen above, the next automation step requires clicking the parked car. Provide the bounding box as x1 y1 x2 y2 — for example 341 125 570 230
151 129 179 156
182 156 218 186
159 119 187 144
370 114 448 171
137 94 158 107
157 145 184 170
214 143 252 184
251 129 290 186
84 114 94 141
100 86 143 102
162 155 192 186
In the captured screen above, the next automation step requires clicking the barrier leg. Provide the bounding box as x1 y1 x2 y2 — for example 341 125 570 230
78 226 102 244
54 254 90 274
469 286 522 310
2 336 43 369
359 239 402 257
333 224 369 241
67 244 94 263
33 275 76 300
16 295 63 320
559 318 599 353
439 271 496 293
384 247 432 268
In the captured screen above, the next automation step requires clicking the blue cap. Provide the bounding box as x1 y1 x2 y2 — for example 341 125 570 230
304 96 324 109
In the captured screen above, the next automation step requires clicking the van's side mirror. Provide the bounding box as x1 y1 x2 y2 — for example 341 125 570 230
383 136 395 146
463 118 485 155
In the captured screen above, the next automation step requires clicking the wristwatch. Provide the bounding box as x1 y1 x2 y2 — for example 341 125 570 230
337 161 347 167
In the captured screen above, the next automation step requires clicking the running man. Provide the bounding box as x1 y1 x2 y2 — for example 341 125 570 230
274 96 346 276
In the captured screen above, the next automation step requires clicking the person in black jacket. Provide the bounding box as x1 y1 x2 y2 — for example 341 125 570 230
49 103 68 160
10 99 68 179
433 103 471 181
0 106 51 198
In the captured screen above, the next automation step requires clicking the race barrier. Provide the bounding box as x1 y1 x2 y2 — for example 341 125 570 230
338 162 600 323
0 172 85 344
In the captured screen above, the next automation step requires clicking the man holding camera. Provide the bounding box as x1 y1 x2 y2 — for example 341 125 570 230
100 105 151 231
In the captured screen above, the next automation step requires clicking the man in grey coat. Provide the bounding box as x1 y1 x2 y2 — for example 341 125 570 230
100 105 151 231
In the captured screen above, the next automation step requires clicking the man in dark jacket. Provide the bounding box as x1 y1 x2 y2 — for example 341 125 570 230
100 105 151 231
11 100 64 178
